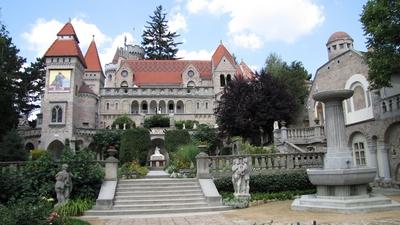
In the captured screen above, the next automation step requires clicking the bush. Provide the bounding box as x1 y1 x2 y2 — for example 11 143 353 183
119 161 149 178
237 137 275 154
172 144 199 167
112 115 135 129
0 199 52 225
119 128 151 165
31 148 46 160
192 124 218 152
143 115 170 128
0 129 27 162
92 130 123 158
55 198 93 217
164 130 191 152
214 171 314 193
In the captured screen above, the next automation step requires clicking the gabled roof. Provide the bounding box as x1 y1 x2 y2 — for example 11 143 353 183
211 43 236 68
85 40 102 72
124 60 212 86
44 22 86 67
57 22 80 43
237 61 255 80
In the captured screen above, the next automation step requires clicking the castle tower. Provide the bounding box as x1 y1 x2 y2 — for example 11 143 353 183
326 31 354 61
83 38 104 95
40 21 86 155
211 43 237 96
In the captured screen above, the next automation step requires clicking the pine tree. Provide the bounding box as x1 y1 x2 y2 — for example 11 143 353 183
141 5 182 60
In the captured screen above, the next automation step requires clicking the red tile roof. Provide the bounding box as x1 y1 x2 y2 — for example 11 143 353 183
78 84 95 95
124 60 212 86
57 22 80 43
238 61 255 80
211 43 236 68
44 39 86 67
85 40 102 72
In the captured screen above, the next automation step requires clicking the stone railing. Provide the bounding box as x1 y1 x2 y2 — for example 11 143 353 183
196 152 324 178
100 86 215 97
75 128 97 136
17 128 41 138
380 93 400 119
274 124 325 146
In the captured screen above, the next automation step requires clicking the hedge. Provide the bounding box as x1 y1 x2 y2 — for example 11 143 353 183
119 128 151 165
112 115 135 129
214 171 314 193
164 130 191 152
143 115 169 128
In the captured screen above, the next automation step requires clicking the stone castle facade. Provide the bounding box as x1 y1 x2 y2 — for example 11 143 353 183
20 22 254 154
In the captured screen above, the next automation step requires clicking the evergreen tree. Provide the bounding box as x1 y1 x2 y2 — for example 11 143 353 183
360 0 400 88
0 130 27 161
141 5 182 60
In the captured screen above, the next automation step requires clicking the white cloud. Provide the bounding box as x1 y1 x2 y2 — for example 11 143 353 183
232 33 263 50
99 33 136 66
168 12 187 33
177 49 213 60
186 0 325 48
22 18 111 57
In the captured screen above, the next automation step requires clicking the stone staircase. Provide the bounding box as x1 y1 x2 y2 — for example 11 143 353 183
85 178 230 216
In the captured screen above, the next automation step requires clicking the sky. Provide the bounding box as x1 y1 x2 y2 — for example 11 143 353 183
1 0 369 76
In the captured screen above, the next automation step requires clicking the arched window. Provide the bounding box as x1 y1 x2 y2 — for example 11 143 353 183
187 81 195 88
106 102 110 110
226 74 232 83
220 74 225 87
51 105 63 123
352 85 366 111
120 81 128 87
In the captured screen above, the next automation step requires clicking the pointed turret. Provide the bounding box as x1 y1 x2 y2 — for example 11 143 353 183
211 43 236 69
85 39 102 72
44 21 86 67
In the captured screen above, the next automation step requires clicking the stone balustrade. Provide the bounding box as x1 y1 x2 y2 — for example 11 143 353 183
75 128 97 136
17 128 41 138
197 152 324 178
100 86 215 97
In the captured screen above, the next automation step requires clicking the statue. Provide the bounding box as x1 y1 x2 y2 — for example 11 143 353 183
232 157 250 199
273 121 279 130
55 164 73 207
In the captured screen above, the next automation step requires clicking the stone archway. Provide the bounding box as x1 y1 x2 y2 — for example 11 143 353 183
384 122 400 183
147 138 169 166
47 140 64 160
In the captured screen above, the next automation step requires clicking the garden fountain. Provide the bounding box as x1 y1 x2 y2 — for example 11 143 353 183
292 89 400 212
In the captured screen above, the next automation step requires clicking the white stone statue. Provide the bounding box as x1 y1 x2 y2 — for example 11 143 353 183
150 146 165 160
55 164 73 207
182 123 186 129
273 121 279 130
193 123 197 129
232 157 250 199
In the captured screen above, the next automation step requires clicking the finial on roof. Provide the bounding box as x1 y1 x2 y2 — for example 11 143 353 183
68 17 72 23
92 34 95 40
124 35 127 46
220 40 223 44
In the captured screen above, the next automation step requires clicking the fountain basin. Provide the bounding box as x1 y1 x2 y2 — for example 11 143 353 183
313 89 354 102
307 167 376 186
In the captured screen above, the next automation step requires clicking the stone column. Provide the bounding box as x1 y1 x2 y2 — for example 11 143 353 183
196 151 211 178
377 141 391 181
169 113 175 128
367 138 379 180
104 148 119 181
313 90 354 169
281 121 288 142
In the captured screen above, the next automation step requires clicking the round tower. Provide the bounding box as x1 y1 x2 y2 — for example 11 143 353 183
326 31 354 61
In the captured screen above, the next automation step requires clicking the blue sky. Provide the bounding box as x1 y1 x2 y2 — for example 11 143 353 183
1 0 368 76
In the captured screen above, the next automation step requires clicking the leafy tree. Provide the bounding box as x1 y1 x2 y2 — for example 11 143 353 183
119 128 151 165
164 130 191 152
215 74 297 144
0 130 27 162
0 21 45 139
92 130 123 158
360 0 400 88
141 5 182 60
264 53 311 106
192 124 219 152
112 115 135 129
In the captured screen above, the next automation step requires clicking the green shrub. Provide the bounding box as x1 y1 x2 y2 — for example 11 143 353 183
0 129 27 162
0 199 52 225
214 171 314 193
238 137 275 154
171 144 199 168
55 198 93 217
92 129 123 158
119 128 151 165
112 115 135 129
30 148 46 160
164 130 191 152
119 161 149 178
143 115 170 128
192 124 218 152
220 146 232 155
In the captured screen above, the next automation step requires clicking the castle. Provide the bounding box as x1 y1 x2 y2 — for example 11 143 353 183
20 21 254 155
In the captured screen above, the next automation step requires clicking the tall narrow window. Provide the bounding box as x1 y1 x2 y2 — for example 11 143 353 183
205 102 208 109
106 103 110 110
353 142 366 166
220 74 225 87
51 105 63 123
226 74 232 83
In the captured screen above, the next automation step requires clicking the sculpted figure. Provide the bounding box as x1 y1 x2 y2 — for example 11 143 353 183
55 164 73 207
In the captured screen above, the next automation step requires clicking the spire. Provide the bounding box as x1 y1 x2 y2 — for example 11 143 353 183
57 21 80 43
85 39 102 72
211 42 236 68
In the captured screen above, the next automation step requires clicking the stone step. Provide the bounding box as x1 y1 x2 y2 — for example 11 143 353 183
114 193 204 200
113 202 209 210
118 178 197 184
114 198 206 205
116 186 201 192
117 182 198 188
85 206 231 216
115 189 202 196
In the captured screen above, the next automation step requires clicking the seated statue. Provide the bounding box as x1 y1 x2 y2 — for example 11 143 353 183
150 146 165 161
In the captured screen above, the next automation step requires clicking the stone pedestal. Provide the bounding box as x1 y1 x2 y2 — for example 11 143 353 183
196 151 211 178
292 90 400 212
